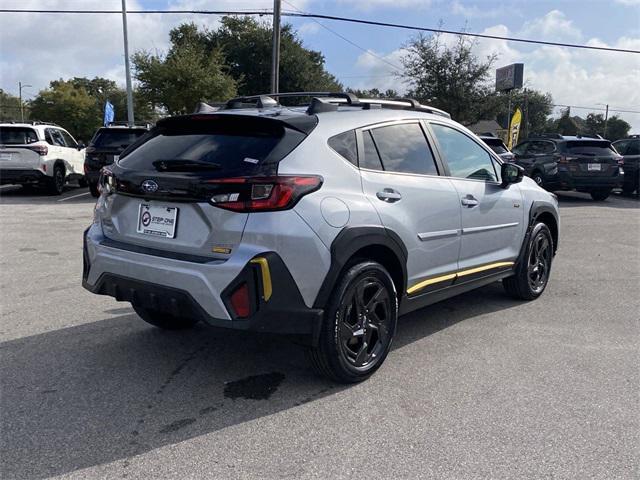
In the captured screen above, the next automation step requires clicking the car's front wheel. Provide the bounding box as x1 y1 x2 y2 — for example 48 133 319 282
307 261 397 383
503 222 554 300
589 188 612 201
47 165 65 195
132 305 199 330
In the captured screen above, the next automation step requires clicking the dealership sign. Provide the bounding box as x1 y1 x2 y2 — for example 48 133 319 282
496 63 524 92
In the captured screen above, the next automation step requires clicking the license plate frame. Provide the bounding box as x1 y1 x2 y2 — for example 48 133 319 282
0 153 12 161
136 203 178 238
587 163 602 172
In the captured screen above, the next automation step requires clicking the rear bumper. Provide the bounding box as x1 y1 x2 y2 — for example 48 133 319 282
82 224 324 343
550 170 623 190
0 168 47 185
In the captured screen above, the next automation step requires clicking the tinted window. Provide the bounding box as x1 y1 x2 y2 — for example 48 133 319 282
627 140 640 155
328 130 357 165
361 130 384 171
431 123 497 182
613 140 628 155
47 129 66 147
60 130 77 148
482 138 509 154
119 119 287 175
564 141 617 157
92 129 147 149
512 142 528 155
528 141 555 154
370 123 438 175
0 127 38 144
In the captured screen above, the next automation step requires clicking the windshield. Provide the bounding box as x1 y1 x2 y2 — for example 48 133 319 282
0 127 39 145
91 129 147 148
564 141 617 157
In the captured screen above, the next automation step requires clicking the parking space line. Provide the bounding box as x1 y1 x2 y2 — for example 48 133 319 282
57 192 91 202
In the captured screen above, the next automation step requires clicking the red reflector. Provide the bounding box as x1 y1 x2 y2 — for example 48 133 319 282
230 283 250 318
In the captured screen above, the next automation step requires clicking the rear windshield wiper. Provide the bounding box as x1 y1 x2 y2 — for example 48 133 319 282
152 159 221 172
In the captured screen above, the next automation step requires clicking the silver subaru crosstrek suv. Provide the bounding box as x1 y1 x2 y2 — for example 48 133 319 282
83 92 559 383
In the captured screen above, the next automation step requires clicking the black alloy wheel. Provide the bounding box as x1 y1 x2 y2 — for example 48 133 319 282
307 261 398 383
527 230 552 295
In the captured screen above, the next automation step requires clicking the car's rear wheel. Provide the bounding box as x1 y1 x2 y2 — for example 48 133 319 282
589 188 611 201
307 261 397 383
47 164 65 195
132 304 199 330
503 222 553 300
78 177 88 188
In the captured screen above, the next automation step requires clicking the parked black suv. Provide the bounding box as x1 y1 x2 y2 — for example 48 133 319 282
512 134 624 201
84 123 150 196
612 135 639 195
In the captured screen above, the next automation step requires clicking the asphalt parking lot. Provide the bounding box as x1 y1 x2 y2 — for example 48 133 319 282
1 185 638 480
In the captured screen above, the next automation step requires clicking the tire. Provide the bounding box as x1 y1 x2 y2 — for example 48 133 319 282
47 164 65 195
78 176 88 188
589 189 611 201
306 261 398 383
531 171 544 188
89 181 100 198
132 304 199 330
503 222 554 301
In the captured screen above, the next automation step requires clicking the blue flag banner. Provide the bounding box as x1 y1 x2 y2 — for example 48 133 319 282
103 101 115 126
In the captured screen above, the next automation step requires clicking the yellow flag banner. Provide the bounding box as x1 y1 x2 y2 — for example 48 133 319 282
507 108 522 150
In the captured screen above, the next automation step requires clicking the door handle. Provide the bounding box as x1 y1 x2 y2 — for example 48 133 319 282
376 188 402 203
461 195 479 207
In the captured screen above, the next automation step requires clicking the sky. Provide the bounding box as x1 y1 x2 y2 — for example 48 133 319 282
1 0 639 130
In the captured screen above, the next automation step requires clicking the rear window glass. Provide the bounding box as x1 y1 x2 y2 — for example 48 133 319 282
119 118 287 175
482 139 509 154
0 127 38 145
370 123 438 175
565 141 617 157
92 129 147 148
328 130 357 165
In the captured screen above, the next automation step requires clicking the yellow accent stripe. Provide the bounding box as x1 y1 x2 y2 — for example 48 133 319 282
250 257 272 302
407 261 515 296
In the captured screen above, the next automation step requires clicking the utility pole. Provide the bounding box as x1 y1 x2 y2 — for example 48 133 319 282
19 82 32 122
603 104 609 139
121 0 135 126
270 0 281 94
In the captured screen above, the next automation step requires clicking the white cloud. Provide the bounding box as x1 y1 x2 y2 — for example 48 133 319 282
451 1 502 19
615 0 640 5
298 22 321 35
520 10 582 41
350 48 408 92
335 0 431 10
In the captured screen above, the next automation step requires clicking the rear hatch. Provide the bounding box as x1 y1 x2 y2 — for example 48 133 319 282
101 112 316 259
0 126 43 170
85 128 148 169
560 140 621 177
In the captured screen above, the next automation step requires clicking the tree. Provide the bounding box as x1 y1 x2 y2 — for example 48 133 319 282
133 23 237 115
493 89 554 138
400 32 497 125
346 88 400 99
29 80 96 141
585 113 630 141
0 89 25 122
209 17 341 96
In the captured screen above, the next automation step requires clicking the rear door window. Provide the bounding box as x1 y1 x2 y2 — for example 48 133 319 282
627 141 640 155
528 141 555 154
361 130 384 171
0 127 38 144
46 129 66 147
59 130 78 148
564 141 617 157
369 123 439 175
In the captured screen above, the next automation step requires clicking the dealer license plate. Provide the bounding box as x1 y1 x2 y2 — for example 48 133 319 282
587 163 601 171
137 203 178 238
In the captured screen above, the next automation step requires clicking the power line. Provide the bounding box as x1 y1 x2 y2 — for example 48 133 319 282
1 8 638 54
552 104 640 115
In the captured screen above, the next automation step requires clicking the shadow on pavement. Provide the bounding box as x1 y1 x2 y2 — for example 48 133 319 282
0 185 95 205
1 283 520 479
556 191 639 209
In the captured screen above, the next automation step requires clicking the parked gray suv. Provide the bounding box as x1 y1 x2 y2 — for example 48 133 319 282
83 93 560 383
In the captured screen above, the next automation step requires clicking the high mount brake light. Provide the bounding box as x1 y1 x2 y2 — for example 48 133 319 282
206 175 323 212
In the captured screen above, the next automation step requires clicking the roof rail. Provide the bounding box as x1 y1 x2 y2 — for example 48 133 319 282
221 91 450 118
531 133 564 139
575 133 604 139
106 121 152 129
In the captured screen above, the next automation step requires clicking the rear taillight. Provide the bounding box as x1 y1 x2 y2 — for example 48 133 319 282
229 283 250 318
616 156 624 166
26 145 48 156
555 155 578 164
205 175 323 212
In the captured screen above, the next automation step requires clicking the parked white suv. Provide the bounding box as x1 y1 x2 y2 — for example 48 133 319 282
0 122 86 194
83 93 559 383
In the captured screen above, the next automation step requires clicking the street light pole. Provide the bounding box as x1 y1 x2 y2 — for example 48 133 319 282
270 0 281 94
121 0 135 126
19 82 32 122
603 104 609 139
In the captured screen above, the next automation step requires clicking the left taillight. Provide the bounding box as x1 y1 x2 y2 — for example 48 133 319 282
26 145 48 156
205 175 323 212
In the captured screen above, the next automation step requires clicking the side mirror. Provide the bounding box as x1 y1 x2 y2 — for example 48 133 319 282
501 162 524 188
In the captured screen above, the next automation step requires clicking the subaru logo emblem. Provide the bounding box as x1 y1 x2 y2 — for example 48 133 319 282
141 180 158 193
